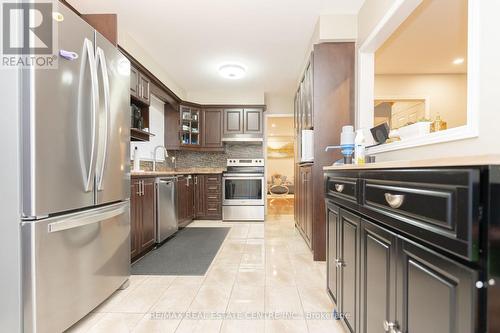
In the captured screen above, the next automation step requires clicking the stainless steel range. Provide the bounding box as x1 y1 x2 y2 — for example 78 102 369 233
223 158 265 221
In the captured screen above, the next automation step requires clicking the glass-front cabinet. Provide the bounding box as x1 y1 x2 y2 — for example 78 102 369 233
180 106 201 146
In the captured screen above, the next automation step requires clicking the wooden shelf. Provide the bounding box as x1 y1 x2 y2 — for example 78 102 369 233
131 128 155 142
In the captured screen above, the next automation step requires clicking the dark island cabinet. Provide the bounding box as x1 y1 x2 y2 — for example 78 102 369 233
398 240 477 333
360 219 398 333
324 167 491 333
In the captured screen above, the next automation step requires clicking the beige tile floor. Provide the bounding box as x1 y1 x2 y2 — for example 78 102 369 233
66 215 346 333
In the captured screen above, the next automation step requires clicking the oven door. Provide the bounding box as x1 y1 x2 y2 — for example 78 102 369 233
223 174 265 206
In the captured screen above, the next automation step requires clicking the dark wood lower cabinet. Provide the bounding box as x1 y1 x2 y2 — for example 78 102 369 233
326 200 479 333
399 240 477 333
177 176 194 228
130 177 156 261
193 174 222 220
296 165 313 248
361 220 398 333
340 209 361 333
326 202 340 305
177 174 222 227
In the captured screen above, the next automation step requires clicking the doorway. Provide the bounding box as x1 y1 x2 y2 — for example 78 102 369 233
265 115 295 216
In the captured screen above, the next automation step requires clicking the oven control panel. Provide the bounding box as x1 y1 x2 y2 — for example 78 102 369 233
227 159 264 166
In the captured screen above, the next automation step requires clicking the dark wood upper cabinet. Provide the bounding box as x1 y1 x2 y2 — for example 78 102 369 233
164 103 181 150
223 109 244 135
243 109 263 134
139 73 150 105
180 106 202 147
130 68 150 106
203 109 223 148
130 66 139 99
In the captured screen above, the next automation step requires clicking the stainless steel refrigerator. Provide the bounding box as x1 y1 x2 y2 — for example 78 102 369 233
20 4 131 333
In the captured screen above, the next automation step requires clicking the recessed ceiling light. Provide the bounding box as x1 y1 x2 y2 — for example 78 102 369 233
452 58 465 65
219 64 246 79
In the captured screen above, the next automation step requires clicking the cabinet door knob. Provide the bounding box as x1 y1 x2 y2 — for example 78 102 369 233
335 259 345 268
384 193 405 209
383 320 401 333
335 184 344 192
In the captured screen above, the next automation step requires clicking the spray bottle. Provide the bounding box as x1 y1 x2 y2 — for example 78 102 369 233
354 129 366 165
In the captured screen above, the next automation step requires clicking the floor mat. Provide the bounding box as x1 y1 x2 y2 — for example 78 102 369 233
132 227 230 276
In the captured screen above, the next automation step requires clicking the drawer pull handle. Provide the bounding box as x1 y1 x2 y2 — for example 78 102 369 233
384 193 405 209
334 184 344 192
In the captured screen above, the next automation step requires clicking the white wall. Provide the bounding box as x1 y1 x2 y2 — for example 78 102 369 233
120 32 186 100
375 74 467 128
186 90 265 105
358 0 500 161
131 95 166 161
265 94 294 114
358 0 398 46
318 14 358 42
297 14 358 86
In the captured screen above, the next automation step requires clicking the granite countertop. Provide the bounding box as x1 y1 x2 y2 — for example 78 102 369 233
131 168 226 177
323 154 500 171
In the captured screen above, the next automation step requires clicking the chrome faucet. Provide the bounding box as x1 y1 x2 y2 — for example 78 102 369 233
153 145 169 171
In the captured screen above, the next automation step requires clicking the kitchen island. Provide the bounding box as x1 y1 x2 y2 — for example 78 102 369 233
323 155 500 333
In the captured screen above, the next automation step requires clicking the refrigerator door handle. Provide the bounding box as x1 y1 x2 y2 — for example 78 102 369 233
95 47 110 191
48 202 128 233
80 38 99 193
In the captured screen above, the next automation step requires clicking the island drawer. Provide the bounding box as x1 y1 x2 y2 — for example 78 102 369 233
359 169 480 261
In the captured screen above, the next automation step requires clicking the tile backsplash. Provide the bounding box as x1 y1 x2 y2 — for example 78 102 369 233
133 143 263 170
171 143 264 168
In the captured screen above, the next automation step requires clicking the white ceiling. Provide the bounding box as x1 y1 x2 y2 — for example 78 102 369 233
375 0 468 75
68 0 365 96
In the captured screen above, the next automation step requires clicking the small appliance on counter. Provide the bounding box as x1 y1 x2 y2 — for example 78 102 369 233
325 125 355 164
222 158 265 221
370 122 390 145
301 129 314 163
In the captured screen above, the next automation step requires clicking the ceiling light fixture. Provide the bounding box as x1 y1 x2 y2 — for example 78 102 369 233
219 64 246 79
452 57 465 65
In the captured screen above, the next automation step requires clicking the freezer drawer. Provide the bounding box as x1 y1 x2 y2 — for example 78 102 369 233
22 202 130 333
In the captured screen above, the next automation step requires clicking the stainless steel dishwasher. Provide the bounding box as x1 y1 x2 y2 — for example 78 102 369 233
156 177 178 243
